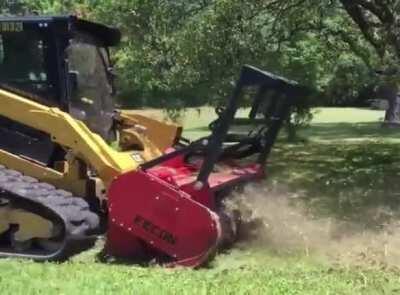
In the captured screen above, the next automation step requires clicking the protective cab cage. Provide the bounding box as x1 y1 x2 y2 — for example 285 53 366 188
142 65 305 186
0 15 120 109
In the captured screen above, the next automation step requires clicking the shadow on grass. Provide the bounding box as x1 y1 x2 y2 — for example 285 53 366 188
186 122 400 226
187 121 400 229
268 141 400 229
186 122 400 142
302 122 400 141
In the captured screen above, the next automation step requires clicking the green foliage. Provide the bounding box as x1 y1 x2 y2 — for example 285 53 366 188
0 0 26 14
22 0 89 15
323 55 377 106
3 0 394 112
16 0 374 109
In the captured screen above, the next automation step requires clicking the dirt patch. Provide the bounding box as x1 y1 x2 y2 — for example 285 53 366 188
225 184 400 269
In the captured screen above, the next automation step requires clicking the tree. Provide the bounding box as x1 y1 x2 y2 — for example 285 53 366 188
0 0 26 14
339 0 400 127
10 0 387 122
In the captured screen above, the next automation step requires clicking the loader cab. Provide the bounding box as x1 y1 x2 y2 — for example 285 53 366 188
0 16 120 165
0 16 120 138
0 20 60 105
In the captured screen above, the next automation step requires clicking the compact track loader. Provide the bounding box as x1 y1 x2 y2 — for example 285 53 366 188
0 15 301 267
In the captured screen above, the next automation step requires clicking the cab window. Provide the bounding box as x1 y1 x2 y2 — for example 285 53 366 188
66 32 115 140
0 26 57 103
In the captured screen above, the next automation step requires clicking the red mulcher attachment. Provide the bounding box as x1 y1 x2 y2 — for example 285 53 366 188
107 65 305 267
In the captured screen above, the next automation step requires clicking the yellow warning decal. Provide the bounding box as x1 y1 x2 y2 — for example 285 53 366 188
0 22 23 32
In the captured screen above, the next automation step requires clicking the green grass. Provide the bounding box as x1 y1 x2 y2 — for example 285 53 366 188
2 107 400 294
301 108 400 143
311 107 385 123
1 254 399 295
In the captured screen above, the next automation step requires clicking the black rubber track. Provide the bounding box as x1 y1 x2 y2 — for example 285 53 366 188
0 165 100 261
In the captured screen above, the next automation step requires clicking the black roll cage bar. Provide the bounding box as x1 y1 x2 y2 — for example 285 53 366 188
142 65 306 185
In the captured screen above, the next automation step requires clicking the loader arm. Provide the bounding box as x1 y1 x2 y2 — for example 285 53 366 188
0 88 139 187
115 111 182 153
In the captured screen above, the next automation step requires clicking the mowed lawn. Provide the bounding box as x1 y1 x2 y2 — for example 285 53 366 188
1 107 400 294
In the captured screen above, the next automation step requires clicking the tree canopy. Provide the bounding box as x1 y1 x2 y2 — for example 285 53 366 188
1 0 398 110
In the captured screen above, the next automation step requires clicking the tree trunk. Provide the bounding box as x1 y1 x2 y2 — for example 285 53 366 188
381 85 400 128
286 120 297 142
